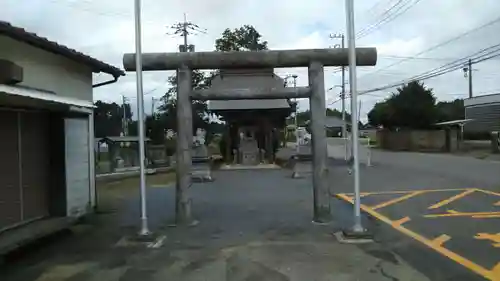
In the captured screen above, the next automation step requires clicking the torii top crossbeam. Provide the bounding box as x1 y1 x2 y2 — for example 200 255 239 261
122 48 377 71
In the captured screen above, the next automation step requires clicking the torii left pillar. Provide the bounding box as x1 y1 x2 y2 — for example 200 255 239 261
175 65 194 225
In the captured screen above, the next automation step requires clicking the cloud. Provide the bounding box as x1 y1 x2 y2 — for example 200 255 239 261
3 0 500 121
376 37 424 56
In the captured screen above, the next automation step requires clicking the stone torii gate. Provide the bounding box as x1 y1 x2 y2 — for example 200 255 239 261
123 48 377 225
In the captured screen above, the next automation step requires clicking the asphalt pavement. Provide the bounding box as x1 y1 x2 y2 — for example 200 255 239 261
1 168 430 281
1 143 498 281
330 146 500 281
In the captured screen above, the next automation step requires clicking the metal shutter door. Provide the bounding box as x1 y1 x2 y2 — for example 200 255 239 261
0 110 21 230
20 111 50 221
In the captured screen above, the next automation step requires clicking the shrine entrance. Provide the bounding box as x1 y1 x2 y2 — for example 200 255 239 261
208 68 293 166
123 47 377 225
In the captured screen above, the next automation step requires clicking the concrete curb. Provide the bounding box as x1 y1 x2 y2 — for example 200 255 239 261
96 167 174 184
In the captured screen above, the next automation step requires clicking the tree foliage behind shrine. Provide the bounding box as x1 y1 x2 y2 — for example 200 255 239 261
215 25 268 51
93 26 272 145
93 100 132 138
155 25 269 140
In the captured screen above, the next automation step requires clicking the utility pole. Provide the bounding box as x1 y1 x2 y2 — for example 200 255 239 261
122 95 129 136
284 74 299 152
463 59 473 98
330 33 348 159
167 13 206 53
292 75 299 154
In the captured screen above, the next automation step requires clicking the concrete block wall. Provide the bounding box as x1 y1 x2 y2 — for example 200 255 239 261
377 130 455 152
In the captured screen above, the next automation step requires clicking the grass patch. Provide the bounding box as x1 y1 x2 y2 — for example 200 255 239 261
97 172 176 191
96 172 176 211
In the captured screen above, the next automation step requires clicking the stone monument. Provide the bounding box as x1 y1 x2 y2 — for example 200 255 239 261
238 128 259 165
292 127 313 178
191 128 213 182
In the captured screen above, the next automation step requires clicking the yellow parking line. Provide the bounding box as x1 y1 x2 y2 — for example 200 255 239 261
491 263 500 280
391 216 410 226
475 189 500 197
335 193 497 280
371 191 425 210
475 233 500 247
473 214 500 219
424 210 500 219
341 188 469 196
428 189 477 210
430 234 451 247
477 189 500 206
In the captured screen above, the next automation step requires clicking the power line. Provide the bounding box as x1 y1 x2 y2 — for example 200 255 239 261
46 0 161 26
379 55 462 61
356 0 407 37
122 15 205 102
366 51 500 94
124 81 169 100
359 43 500 95
166 13 206 46
359 14 500 80
404 43 500 82
362 0 392 17
357 0 423 39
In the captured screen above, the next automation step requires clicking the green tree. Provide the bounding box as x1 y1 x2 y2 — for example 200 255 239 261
326 108 353 120
145 114 166 145
215 25 268 51
156 25 269 143
367 101 392 129
436 99 465 122
290 108 353 127
94 100 132 138
157 70 213 134
367 81 437 129
291 110 310 126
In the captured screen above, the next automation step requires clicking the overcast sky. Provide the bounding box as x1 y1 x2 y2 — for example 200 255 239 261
3 0 500 122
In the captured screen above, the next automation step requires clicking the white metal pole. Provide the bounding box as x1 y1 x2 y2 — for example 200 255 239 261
345 0 364 233
358 100 362 121
293 77 299 153
134 0 150 236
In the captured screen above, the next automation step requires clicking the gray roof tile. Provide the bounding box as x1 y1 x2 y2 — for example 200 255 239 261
0 21 124 77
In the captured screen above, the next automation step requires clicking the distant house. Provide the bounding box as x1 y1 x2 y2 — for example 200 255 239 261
464 93 500 136
95 136 152 171
305 116 350 137
0 21 124 250
325 116 350 129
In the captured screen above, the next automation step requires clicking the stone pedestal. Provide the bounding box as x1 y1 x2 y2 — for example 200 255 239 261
239 138 259 165
291 144 313 178
191 145 213 182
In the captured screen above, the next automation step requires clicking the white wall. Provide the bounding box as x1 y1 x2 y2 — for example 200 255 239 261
0 36 93 101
